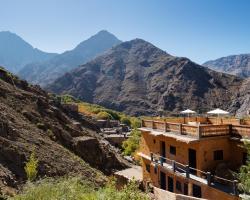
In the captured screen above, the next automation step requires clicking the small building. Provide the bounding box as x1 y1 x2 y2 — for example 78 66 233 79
138 117 250 200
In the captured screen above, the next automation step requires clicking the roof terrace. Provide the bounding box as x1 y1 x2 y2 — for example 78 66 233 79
141 117 250 139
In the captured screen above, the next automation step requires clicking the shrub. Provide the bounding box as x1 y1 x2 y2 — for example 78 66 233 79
106 110 120 120
96 111 112 120
24 151 38 182
60 94 78 104
11 177 149 200
237 141 250 195
122 129 141 156
121 116 131 127
130 117 141 129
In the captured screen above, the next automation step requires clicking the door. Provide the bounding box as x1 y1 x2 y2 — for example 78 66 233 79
160 171 166 190
160 141 166 158
188 149 197 174
168 176 174 192
193 184 202 198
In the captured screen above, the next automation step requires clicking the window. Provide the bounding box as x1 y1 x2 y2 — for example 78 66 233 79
146 164 150 173
170 146 176 155
153 139 156 144
176 180 182 192
214 150 223 160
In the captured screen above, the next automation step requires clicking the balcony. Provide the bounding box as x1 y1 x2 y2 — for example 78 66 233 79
141 119 250 139
139 152 239 196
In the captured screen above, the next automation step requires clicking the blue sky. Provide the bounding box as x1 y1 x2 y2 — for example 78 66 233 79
0 0 250 63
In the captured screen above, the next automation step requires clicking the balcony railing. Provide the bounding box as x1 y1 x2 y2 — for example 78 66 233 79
141 119 250 139
147 152 238 196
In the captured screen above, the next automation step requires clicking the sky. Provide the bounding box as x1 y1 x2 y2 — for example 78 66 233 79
0 0 250 64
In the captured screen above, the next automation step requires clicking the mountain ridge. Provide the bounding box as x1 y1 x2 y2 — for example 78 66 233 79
203 54 250 78
47 39 243 116
0 31 57 73
18 30 122 86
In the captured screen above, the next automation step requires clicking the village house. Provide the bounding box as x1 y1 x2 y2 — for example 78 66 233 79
138 116 250 200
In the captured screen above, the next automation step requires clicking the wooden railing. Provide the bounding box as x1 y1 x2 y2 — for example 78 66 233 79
141 120 250 139
232 125 250 138
200 125 231 137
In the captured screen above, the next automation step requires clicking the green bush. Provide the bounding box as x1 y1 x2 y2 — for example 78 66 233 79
130 117 141 129
60 94 78 104
122 129 141 156
237 141 250 195
121 116 131 127
106 110 121 120
11 177 149 200
96 111 112 120
24 151 38 182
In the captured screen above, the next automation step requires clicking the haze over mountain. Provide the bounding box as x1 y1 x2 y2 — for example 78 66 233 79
203 54 250 78
18 30 122 86
47 39 244 116
0 31 57 73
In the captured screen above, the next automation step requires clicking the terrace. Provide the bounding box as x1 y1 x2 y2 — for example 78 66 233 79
141 118 250 139
139 152 239 196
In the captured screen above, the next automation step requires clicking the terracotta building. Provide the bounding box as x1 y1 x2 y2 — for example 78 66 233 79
138 117 250 200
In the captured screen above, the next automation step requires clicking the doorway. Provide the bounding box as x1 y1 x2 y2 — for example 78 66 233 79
188 148 197 174
160 171 166 190
160 141 166 158
168 176 174 192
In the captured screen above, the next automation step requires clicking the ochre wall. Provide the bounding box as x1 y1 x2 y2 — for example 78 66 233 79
141 131 246 173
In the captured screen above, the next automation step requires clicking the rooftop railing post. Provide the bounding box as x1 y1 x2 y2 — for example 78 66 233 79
207 172 211 186
141 119 144 127
185 165 190 179
160 156 164 166
197 125 202 139
164 119 167 132
172 160 176 172
150 152 153 162
179 124 182 134
233 180 238 196
229 124 232 136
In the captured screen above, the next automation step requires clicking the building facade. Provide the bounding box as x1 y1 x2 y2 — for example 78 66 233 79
138 117 250 200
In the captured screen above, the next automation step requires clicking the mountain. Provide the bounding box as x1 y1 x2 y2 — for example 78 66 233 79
0 66 127 195
203 54 250 78
230 77 250 116
46 39 242 116
18 30 122 87
0 31 57 73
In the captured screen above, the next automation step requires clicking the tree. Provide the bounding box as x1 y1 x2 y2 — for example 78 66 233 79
24 151 39 182
237 141 250 196
122 129 141 156
121 116 131 127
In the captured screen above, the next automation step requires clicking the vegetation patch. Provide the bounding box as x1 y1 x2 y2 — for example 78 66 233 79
11 177 149 200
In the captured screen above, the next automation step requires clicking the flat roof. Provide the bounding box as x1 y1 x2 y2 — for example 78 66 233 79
115 166 142 181
138 127 199 143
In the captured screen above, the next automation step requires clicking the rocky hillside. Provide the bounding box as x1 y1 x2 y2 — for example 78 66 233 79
47 39 242 116
203 54 250 78
18 30 121 87
230 78 250 116
0 66 128 196
0 31 57 73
